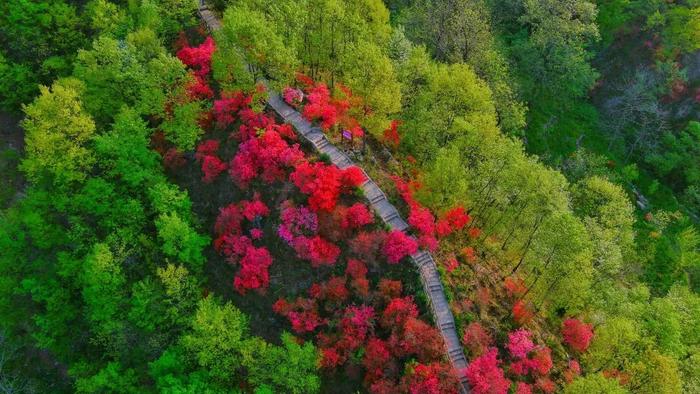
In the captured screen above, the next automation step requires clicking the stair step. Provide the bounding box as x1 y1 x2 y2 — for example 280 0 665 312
383 211 398 221
414 252 430 263
369 194 385 204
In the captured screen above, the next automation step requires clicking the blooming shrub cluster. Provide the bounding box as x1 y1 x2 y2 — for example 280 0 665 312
177 37 216 100
292 74 365 138
283 86 304 107
185 63 460 393
212 194 272 294
561 318 594 353
212 91 252 128
383 119 401 148
229 125 304 188
462 320 594 393
290 161 365 212
275 278 459 393
383 230 418 264
393 176 473 252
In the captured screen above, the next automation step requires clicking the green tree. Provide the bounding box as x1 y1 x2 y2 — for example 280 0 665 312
627 349 682 394
571 176 636 285
157 264 199 328
400 62 498 162
75 362 139 394
511 0 600 101
647 122 700 201
73 36 147 124
402 0 526 133
564 373 629 394
0 0 87 110
181 297 249 383
149 346 226 393
417 145 470 211
220 5 298 85
340 41 402 136
83 0 129 37
583 316 642 372
161 100 205 152
94 107 162 190
155 212 210 270
154 0 199 40
0 51 38 111
148 182 193 220
81 243 127 338
20 78 96 187
647 225 700 293
242 333 320 393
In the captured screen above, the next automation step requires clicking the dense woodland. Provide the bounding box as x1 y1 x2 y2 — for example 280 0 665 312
1 0 700 393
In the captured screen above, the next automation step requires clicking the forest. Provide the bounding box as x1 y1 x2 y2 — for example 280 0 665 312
0 0 699 393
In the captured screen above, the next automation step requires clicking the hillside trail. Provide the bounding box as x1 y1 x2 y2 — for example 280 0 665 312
197 2 470 391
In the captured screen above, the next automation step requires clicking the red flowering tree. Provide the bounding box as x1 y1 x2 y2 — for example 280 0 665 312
195 139 220 161
391 317 444 361
400 362 460 394
530 347 553 375
213 91 252 128
464 348 511 394
381 296 418 329
278 200 318 244
240 194 269 221
462 322 493 357
229 125 305 188
377 279 403 300
506 329 535 360
310 276 349 305
346 259 370 298
535 377 556 393
176 36 216 78
383 230 418 264
342 203 374 229
350 231 387 263
201 155 227 183
462 246 477 263
563 359 581 383
512 299 534 326
444 255 459 272
290 162 364 212
186 74 214 99
163 148 186 170
363 338 394 384
383 120 401 149
408 206 438 251
468 227 482 239
515 382 533 394
436 206 471 237
233 246 273 294
273 297 325 334
320 347 342 369
294 235 341 267
561 318 594 353
302 82 342 130
283 87 304 106
504 276 527 298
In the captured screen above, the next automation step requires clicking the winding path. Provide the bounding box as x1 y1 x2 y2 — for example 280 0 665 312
198 3 470 391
